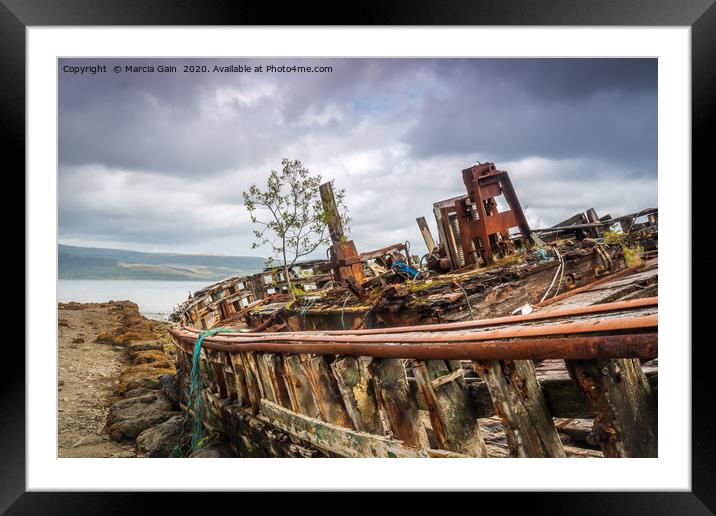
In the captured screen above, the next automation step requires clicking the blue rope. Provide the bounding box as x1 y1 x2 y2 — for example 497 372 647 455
187 327 237 453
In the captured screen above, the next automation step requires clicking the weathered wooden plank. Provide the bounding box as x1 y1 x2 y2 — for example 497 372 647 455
253 352 278 403
565 357 657 457
221 361 238 401
228 352 250 408
262 353 293 409
413 360 488 456
473 359 566 457
260 399 465 458
367 358 430 449
331 356 388 435
283 354 322 418
301 355 355 429
416 216 437 252
461 365 657 419
239 352 263 414
211 362 229 399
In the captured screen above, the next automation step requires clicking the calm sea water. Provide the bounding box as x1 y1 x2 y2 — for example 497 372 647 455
57 279 211 320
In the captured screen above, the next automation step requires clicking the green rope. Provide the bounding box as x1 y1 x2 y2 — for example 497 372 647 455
171 327 237 457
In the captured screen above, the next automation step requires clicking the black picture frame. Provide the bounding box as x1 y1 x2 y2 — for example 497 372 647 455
5 1 712 513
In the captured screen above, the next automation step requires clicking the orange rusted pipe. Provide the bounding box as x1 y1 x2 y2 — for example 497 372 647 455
180 296 657 337
171 332 657 360
171 314 656 345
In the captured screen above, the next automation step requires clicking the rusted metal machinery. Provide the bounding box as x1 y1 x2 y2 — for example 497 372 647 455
456 162 532 267
427 162 532 271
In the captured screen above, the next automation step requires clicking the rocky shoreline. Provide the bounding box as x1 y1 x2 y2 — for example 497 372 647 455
59 300 228 458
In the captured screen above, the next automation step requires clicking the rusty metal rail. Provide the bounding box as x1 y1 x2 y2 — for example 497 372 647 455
170 304 657 360
175 314 656 344
172 332 656 360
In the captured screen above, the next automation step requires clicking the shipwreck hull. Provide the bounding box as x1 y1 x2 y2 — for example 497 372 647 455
169 270 659 458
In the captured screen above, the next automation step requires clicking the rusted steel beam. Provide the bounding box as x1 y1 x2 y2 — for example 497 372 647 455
534 265 649 308
171 332 658 361
174 314 657 346
182 296 657 337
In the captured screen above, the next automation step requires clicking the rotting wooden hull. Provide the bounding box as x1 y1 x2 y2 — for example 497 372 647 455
169 280 659 458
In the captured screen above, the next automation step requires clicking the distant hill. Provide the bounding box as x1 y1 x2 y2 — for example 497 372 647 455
59 244 267 280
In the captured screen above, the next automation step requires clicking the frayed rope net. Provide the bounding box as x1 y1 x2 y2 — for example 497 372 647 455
171 327 237 457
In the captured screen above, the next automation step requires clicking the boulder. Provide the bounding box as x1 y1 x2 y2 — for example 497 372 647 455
107 412 181 441
107 392 174 426
159 374 180 404
136 415 185 457
106 392 179 441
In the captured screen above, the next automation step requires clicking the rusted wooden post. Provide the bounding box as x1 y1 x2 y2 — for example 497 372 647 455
319 182 345 244
331 356 389 435
565 357 657 457
301 355 355 429
367 358 430 449
282 354 322 419
413 359 488 457
319 181 364 287
473 359 566 457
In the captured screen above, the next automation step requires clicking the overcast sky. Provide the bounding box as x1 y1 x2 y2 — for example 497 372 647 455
58 58 657 258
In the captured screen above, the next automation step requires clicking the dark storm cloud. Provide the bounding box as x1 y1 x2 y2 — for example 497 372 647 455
405 59 657 174
58 58 657 256
58 58 422 175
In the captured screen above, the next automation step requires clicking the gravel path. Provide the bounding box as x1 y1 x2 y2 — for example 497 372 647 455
58 303 137 458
